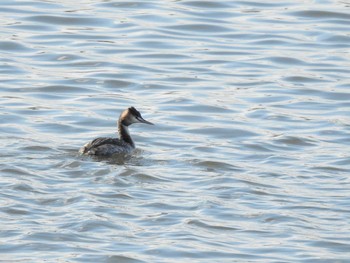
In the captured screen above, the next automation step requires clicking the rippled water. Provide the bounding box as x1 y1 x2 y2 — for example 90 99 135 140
1 0 350 262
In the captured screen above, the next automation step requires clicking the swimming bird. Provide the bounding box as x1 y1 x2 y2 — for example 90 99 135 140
80 107 153 156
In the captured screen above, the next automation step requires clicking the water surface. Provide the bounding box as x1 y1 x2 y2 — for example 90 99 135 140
1 0 350 262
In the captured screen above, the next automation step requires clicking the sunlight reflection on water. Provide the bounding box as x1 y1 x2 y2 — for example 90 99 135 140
0 0 350 262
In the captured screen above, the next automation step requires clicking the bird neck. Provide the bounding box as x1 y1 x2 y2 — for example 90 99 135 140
118 120 134 147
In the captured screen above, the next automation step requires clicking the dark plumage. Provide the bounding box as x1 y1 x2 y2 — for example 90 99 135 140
79 107 153 156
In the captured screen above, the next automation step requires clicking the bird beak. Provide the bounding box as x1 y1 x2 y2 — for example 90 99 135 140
137 116 154 125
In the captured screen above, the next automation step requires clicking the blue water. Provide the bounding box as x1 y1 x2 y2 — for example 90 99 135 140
1 0 350 262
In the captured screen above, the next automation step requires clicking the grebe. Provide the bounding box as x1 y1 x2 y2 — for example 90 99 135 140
79 107 153 156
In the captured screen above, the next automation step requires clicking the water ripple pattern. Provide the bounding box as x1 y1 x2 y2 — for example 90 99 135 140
1 0 350 262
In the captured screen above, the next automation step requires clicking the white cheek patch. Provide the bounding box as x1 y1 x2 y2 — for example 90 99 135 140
130 115 140 123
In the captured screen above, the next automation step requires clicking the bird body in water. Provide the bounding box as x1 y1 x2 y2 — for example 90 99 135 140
79 107 153 156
